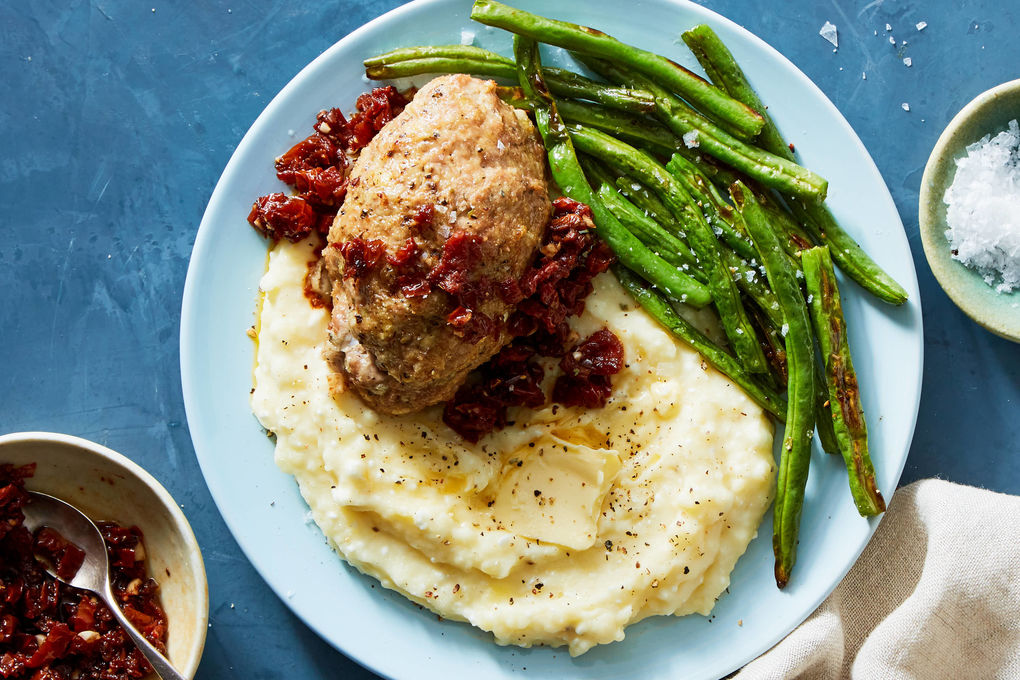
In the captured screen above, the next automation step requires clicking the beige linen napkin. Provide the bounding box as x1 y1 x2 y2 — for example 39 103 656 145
736 479 1020 679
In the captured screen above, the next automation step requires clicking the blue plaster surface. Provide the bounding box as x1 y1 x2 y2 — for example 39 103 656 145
0 1 1017 678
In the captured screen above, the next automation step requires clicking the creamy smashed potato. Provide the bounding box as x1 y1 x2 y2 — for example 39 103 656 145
252 239 775 656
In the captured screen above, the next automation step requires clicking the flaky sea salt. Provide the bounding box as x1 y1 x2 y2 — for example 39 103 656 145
901 102 911 111
682 130 701 148
460 29 475 45
903 57 913 67
943 119 1020 292
916 21 928 31
819 21 838 47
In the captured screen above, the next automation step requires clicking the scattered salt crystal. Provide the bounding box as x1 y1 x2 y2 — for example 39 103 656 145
460 29 475 45
943 118 1020 292
885 23 892 31
901 102 910 111
807 294 814 304
819 21 838 47
903 57 913 67
901 40 908 46
682 130 701 148
862 71 867 80
916 21 928 31
888 36 896 45
874 30 878 36
496 139 505 151
780 323 789 337
287 129 296 137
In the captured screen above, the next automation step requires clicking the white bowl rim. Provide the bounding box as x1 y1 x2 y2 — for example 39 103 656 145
0 430 209 678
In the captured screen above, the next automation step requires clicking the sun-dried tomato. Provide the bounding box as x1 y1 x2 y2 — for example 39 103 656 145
275 135 340 185
387 238 419 269
552 373 614 409
0 465 168 679
383 230 499 343
427 231 483 297
442 199 623 441
443 342 546 442
505 196 610 343
338 237 386 281
552 329 624 409
410 203 434 230
559 329 624 379
247 193 319 242
292 165 348 211
348 86 408 150
249 86 410 245
32 528 84 582
314 107 353 147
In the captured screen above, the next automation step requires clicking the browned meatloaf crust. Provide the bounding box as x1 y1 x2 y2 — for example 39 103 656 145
323 74 551 415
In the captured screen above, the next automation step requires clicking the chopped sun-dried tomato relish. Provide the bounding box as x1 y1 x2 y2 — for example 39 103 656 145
442 199 623 441
247 192 320 243
553 329 626 409
338 237 386 282
248 86 408 244
0 463 169 680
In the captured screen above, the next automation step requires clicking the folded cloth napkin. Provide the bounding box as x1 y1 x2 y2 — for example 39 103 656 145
736 479 1020 679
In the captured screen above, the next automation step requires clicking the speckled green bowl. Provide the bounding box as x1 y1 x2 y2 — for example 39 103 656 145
919 79 1020 342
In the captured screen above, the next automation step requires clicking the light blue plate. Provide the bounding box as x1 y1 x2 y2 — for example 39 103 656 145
181 1 923 678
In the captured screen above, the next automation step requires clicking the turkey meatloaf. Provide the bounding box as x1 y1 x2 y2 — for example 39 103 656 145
323 74 552 415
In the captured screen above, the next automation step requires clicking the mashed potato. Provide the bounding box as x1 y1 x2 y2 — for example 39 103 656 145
252 238 775 656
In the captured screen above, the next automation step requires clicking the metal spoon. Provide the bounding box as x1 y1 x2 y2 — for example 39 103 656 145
21 491 186 680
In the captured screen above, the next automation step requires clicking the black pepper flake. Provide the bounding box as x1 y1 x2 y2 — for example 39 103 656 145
533 489 542 497
604 540 613 551
683 566 690 574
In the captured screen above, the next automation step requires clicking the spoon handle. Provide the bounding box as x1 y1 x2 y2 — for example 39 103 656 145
102 581 188 680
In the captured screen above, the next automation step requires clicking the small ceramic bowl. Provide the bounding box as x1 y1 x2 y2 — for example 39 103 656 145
0 432 208 679
918 79 1020 342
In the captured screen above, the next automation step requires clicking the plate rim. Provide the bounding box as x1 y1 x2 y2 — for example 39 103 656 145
180 1 924 677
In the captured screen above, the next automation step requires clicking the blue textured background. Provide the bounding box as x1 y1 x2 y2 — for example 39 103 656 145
1 1 1017 678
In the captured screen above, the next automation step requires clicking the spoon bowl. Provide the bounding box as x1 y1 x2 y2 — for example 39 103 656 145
22 491 188 680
